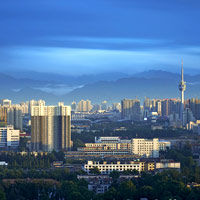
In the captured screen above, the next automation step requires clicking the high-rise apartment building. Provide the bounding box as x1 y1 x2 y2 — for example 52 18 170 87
151 99 157 112
0 99 12 107
71 101 76 111
121 99 141 121
188 98 200 120
112 103 121 112
182 108 195 127
20 102 29 114
0 106 7 123
31 102 72 152
144 97 151 111
7 106 23 131
0 105 23 131
29 99 46 115
161 99 169 116
160 99 180 117
92 104 101 112
77 100 92 112
156 100 162 116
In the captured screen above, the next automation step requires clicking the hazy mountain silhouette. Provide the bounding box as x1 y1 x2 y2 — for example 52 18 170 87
4 71 129 85
64 71 200 103
0 73 49 89
1 70 200 104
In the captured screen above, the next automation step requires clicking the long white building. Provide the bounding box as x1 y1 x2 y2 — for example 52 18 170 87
83 161 145 174
0 125 20 149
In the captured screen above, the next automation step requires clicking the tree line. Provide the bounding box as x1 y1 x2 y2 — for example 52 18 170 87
0 151 65 169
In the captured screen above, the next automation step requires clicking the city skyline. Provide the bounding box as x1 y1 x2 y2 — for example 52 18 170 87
1 0 200 75
0 2 200 199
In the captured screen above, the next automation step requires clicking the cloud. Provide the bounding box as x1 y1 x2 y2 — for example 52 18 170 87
2 44 200 75
50 36 166 45
0 0 200 75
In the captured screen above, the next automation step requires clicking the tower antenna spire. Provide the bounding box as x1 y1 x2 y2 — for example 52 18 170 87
181 60 184 81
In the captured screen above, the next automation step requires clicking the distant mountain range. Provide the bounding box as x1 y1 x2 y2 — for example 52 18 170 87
0 73 49 89
5 71 129 85
1 70 200 104
64 75 200 103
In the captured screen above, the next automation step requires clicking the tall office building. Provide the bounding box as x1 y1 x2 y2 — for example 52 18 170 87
31 102 72 152
77 100 92 112
179 62 186 123
121 99 141 121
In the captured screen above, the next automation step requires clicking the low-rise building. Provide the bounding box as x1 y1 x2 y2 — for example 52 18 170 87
0 125 20 149
145 162 155 171
77 174 139 194
151 125 163 131
83 161 145 174
155 159 181 172
78 175 112 194
159 140 171 151
187 120 200 135
52 161 64 168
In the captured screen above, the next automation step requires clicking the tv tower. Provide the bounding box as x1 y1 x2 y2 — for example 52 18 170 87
179 61 186 122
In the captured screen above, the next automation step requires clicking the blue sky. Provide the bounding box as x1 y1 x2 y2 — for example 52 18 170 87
0 0 200 75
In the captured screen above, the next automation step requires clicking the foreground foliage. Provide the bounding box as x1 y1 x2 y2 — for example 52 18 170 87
0 144 200 199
